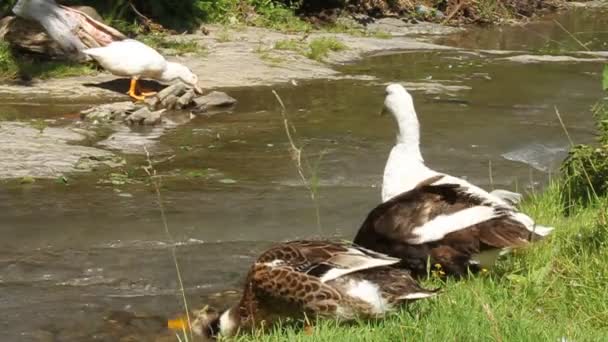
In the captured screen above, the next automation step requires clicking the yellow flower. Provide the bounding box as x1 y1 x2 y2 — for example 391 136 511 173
434 263 442 269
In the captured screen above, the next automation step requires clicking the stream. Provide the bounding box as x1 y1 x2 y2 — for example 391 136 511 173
1 7 607 341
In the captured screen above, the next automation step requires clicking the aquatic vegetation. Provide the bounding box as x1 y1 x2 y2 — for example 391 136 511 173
306 37 347 62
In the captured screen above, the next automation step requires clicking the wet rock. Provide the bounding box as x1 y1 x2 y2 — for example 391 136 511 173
567 0 608 8
156 84 186 104
0 122 123 179
501 54 607 63
126 107 166 125
365 17 461 36
177 89 196 108
194 91 238 109
80 102 139 123
161 94 179 109
81 88 236 126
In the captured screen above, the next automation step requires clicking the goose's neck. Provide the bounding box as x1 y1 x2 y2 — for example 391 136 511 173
393 105 422 161
159 62 185 83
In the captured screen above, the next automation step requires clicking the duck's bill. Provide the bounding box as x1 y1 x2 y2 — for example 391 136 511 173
193 84 203 94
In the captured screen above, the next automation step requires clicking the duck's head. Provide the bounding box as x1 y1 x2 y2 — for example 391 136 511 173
380 83 414 119
192 305 238 340
165 62 203 94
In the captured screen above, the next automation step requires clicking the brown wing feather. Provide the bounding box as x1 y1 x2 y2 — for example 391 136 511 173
354 176 535 276
249 263 342 316
355 180 487 244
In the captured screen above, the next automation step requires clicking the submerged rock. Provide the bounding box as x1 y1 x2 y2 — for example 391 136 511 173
0 122 124 179
80 102 139 123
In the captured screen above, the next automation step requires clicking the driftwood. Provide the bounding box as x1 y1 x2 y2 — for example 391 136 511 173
9 0 125 60
80 89 237 126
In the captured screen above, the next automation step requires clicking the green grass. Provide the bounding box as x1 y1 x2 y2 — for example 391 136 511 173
0 41 19 81
1 41 98 80
251 5 312 33
137 34 206 55
22 61 98 79
306 37 347 62
274 39 304 52
226 182 608 341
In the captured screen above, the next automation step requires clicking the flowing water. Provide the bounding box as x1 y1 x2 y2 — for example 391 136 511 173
1 7 607 341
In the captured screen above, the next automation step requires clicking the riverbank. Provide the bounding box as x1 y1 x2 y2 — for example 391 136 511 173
0 19 461 102
246 183 608 341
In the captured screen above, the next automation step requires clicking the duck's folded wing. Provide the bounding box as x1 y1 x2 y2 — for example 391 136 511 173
356 180 505 245
257 241 399 283
428 174 518 209
250 263 342 314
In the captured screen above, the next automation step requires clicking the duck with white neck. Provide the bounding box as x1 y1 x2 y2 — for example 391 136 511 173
380 83 522 207
351 84 554 276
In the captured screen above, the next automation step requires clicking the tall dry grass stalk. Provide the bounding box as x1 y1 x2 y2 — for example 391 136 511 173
143 147 193 341
272 89 323 234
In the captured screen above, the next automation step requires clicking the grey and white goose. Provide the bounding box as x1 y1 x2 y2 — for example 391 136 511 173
353 84 553 277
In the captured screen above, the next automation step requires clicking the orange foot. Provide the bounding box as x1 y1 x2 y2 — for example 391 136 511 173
127 77 146 102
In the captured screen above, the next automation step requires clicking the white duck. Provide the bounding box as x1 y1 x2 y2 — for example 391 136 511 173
352 83 554 275
83 39 202 101
380 83 522 207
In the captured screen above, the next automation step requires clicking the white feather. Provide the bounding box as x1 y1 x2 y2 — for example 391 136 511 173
83 40 167 78
319 255 397 283
381 84 519 211
219 308 238 337
345 280 387 314
510 212 554 236
407 206 501 244
490 189 523 206
398 292 436 300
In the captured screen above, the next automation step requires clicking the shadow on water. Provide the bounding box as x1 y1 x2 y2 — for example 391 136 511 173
0 7 607 341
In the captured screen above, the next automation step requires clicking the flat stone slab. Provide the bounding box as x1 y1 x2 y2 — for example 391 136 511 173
0 122 124 179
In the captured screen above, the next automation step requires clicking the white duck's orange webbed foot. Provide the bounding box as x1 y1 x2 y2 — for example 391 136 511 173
127 77 146 101
128 92 147 102
140 90 157 97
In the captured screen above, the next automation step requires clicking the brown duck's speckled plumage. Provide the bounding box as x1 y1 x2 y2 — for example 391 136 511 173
193 240 436 340
354 176 548 276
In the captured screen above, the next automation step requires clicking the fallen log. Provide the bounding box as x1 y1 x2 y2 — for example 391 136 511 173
9 0 125 60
